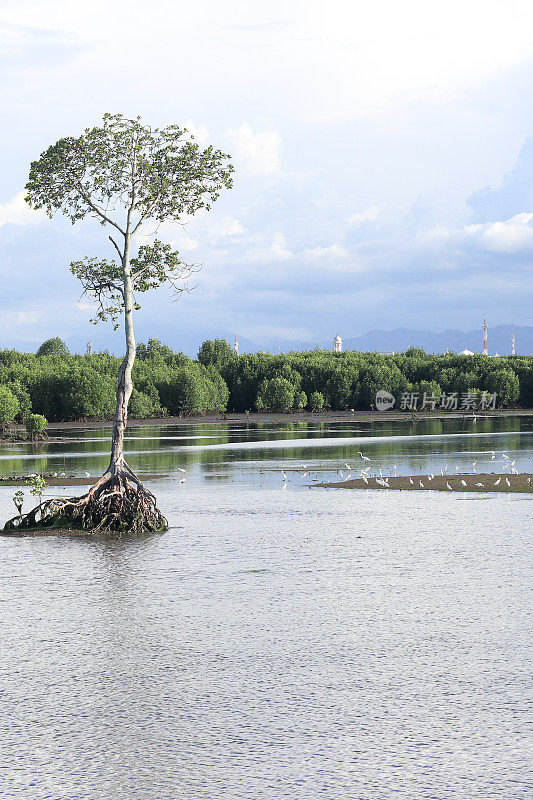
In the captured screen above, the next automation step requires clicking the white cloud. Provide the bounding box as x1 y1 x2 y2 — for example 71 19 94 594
244 232 292 263
475 212 533 252
208 217 245 238
225 123 281 176
424 211 533 253
303 244 348 260
348 206 381 226
0 191 44 228
180 119 211 147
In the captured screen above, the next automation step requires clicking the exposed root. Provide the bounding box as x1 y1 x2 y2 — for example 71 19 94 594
3 465 168 535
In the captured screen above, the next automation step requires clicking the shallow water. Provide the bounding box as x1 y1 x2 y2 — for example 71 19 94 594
0 418 531 799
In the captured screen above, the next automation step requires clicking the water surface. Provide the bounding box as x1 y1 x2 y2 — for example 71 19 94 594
0 418 531 799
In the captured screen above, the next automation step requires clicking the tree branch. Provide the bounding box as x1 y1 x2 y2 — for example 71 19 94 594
76 182 126 235
109 235 123 259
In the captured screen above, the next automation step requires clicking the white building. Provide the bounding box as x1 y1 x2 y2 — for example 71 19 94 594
333 334 342 353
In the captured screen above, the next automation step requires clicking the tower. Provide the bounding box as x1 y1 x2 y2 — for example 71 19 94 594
483 319 488 356
512 333 515 356
234 335 239 356
333 334 342 353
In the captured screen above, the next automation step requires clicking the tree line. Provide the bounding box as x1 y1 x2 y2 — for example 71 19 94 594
0 336 531 427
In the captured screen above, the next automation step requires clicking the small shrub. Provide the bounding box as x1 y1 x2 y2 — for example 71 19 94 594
0 386 19 433
309 391 325 412
25 413 48 439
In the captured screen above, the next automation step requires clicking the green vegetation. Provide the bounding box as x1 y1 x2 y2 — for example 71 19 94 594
0 339 531 426
25 414 48 440
0 386 19 433
36 337 69 357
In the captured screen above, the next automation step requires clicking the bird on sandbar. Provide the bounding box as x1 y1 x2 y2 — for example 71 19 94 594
461 479 467 487
358 452 370 462
494 477 501 486
446 482 452 490
505 477 511 487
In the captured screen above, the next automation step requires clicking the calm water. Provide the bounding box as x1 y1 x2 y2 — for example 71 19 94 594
0 417 531 799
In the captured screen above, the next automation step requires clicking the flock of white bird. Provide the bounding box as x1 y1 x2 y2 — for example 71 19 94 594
278 449 530 491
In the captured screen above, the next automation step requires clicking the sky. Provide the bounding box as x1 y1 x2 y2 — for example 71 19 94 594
1 0 533 353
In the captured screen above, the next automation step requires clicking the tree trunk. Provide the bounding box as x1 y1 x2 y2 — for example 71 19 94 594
109 234 135 474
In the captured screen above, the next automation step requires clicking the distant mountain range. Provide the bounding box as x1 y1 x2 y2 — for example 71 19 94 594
3 324 532 357
231 325 533 357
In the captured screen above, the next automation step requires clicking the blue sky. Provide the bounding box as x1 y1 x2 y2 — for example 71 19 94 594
1 0 532 353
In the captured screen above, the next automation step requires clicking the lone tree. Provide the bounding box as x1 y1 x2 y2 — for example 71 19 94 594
5 113 233 533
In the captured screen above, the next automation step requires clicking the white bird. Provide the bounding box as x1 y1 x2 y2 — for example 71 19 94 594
472 461 477 471
60 472 66 477
490 451 495 460
359 452 370 462
340 470 344 478
281 470 287 480
409 478 414 485
455 466 460 472
419 481 424 488
301 463 308 469
505 477 510 487
361 473 368 484
494 477 501 486
84 472 91 478
528 477 531 484
430 473 435 479
446 482 452 490
511 467 518 475
502 453 509 460
475 482 484 487
301 472 308 478
393 465 398 476
177 467 186 473
345 463 352 470
440 468 444 476
51 472 57 477
461 479 467 487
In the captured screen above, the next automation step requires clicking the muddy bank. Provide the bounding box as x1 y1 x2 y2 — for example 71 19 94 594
0 474 168 487
319 472 533 493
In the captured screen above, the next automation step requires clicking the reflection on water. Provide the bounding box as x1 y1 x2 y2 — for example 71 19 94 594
0 416 531 487
0 418 531 799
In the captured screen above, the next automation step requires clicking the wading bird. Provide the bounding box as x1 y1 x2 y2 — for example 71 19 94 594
461 479 467 487
446 482 452 490
494 477 501 486
359 452 370 462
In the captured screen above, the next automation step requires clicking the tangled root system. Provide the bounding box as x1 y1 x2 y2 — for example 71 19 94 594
3 464 168 535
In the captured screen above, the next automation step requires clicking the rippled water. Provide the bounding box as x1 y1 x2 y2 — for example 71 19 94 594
0 417 531 799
